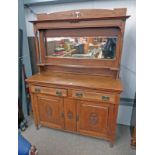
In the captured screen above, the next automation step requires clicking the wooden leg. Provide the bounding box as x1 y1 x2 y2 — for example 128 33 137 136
109 142 114 148
131 144 136 149
35 124 39 130
35 124 42 130
109 133 115 148
131 138 136 149
131 127 136 149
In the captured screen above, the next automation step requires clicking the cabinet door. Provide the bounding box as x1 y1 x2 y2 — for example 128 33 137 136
77 100 109 138
64 98 77 132
36 94 64 129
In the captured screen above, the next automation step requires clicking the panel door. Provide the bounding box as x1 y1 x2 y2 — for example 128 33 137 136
77 100 110 137
36 94 64 129
64 98 77 132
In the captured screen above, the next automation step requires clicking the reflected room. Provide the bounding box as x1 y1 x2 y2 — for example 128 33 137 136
45 37 117 59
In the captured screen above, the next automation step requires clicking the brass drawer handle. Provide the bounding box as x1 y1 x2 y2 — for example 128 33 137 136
56 90 62 96
75 92 83 98
102 96 110 101
35 88 40 93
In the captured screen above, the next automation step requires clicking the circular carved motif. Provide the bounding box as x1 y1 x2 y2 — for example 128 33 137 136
67 111 73 119
45 105 52 117
89 113 98 125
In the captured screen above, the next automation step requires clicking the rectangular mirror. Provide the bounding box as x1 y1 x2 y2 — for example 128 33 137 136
45 37 117 59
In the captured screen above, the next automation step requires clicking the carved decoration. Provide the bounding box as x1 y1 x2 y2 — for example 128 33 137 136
36 9 128 21
89 112 98 125
45 105 52 117
67 111 73 119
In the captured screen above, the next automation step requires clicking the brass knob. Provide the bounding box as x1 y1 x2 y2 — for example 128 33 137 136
75 92 83 98
75 11 81 18
102 96 109 101
56 90 62 96
35 88 40 93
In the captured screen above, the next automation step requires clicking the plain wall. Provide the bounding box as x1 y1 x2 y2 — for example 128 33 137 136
19 0 32 117
24 0 136 125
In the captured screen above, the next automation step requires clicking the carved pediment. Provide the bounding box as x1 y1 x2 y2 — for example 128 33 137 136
36 8 129 21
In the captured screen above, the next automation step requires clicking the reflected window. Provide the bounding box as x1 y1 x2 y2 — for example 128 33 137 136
45 37 117 59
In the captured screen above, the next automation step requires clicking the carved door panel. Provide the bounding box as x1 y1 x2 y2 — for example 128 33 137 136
64 98 77 132
37 94 64 129
77 100 110 137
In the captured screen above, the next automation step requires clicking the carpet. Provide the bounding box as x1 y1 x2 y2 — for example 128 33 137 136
22 119 136 155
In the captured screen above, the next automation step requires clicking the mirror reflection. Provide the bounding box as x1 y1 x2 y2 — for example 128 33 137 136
46 37 117 59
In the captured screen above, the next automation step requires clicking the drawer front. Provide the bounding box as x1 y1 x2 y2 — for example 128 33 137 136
71 90 115 103
30 86 67 97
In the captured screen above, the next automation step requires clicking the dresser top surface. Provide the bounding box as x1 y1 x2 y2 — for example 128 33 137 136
26 72 123 93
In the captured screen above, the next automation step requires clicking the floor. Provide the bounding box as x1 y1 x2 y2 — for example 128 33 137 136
22 119 136 155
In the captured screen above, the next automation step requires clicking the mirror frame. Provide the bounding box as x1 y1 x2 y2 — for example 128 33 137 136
36 27 122 68
31 9 129 70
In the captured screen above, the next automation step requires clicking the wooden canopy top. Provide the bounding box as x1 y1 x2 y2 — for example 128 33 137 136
26 71 123 93
30 8 130 23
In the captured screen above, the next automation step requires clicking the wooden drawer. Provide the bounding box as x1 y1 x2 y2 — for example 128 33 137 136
71 90 115 103
30 86 67 97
